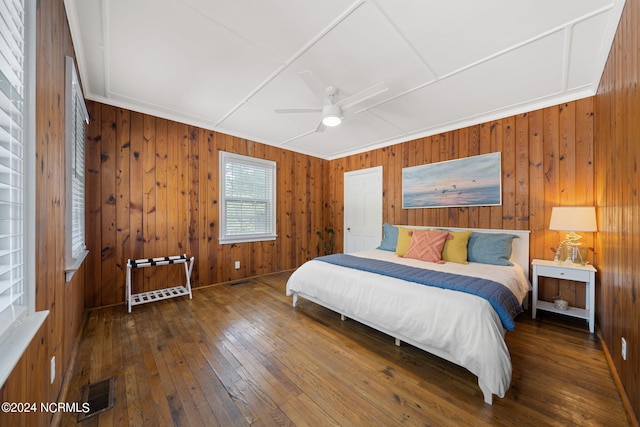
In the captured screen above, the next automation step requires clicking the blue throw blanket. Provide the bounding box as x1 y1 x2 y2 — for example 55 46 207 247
315 254 522 331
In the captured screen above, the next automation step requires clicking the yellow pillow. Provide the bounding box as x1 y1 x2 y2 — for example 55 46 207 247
441 230 472 264
395 227 415 257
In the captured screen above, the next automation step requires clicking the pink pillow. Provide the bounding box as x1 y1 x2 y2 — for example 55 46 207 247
404 230 452 263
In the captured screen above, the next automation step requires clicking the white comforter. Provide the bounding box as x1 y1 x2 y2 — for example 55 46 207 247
285 249 530 401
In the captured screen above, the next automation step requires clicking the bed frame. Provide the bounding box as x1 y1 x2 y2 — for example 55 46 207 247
291 226 530 404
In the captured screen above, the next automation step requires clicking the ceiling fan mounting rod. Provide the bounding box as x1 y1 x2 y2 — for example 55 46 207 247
325 86 339 102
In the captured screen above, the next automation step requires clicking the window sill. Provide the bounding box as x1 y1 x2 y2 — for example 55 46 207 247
219 234 277 245
64 249 89 282
0 310 49 387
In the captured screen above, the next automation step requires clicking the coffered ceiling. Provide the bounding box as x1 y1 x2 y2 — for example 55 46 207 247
65 0 625 159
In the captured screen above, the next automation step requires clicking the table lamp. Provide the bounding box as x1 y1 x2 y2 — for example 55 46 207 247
549 206 597 265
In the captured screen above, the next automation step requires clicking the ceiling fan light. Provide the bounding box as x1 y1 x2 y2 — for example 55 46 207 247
322 104 342 127
322 115 341 127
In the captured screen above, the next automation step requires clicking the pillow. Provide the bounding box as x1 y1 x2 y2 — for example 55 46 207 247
404 229 452 263
377 223 399 252
395 227 415 257
467 232 518 266
441 230 472 264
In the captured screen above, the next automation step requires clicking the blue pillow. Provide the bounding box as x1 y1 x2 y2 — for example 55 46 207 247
467 232 518 266
377 223 399 251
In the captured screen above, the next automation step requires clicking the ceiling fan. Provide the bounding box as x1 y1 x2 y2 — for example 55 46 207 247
275 70 387 132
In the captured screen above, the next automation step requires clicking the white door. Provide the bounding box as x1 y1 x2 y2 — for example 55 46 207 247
344 166 383 253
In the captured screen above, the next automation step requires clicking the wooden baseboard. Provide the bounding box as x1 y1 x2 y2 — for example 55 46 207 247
49 310 89 427
598 328 640 427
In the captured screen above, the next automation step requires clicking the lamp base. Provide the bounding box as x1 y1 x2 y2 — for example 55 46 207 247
554 242 589 266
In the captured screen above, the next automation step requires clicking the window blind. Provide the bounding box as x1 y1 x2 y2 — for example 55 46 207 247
0 0 27 340
64 56 88 282
69 57 87 260
219 152 276 244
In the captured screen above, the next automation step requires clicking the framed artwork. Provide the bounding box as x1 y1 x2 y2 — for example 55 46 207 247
402 152 502 208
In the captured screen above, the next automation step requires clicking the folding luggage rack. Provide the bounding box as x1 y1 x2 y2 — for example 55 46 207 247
126 254 195 313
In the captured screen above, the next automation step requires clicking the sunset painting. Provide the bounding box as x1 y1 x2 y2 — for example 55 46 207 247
402 152 502 208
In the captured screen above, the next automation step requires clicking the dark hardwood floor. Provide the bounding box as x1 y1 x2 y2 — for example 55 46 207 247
60 271 629 426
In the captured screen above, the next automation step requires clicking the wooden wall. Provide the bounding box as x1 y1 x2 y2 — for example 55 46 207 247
327 99 596 305
0 1 86 426
85 98 597 309
595 0 640 421
83 102 327 308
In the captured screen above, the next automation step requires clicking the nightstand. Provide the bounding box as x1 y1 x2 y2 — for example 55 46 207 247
531 259 596 333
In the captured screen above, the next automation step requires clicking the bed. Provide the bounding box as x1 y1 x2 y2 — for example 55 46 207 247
285 226 531 404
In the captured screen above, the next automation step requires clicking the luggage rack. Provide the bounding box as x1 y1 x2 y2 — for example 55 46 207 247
126 254 195 313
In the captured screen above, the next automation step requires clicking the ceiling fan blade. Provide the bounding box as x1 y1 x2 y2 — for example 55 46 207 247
274 108 322 114
281 129 317 145
315 121 326 133
299 70 328 102
337 82 388 110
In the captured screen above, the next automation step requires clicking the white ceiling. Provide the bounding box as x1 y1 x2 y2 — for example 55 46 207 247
64 0 625 160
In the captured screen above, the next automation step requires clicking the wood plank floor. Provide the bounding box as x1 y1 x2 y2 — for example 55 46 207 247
61 271 629 426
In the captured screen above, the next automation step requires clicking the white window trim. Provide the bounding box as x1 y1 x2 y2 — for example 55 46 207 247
63 56 88 282
219 151 277 244
0 0 49 388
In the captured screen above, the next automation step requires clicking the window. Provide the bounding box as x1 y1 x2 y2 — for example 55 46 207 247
63 56 88 282
0 0 47 387
219 151 276 244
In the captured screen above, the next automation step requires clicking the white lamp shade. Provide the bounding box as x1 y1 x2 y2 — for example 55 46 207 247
549 207 597 232
322 105 342 127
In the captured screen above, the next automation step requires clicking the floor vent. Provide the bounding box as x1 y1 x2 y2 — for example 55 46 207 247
77 377 115 422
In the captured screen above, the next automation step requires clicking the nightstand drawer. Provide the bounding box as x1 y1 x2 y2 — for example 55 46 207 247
534 264 592 282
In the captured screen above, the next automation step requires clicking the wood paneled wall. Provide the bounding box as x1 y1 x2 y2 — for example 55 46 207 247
86 98 597 309
83 102 327 308
0 1 86 426
327 99 596 294
595 0 640 421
